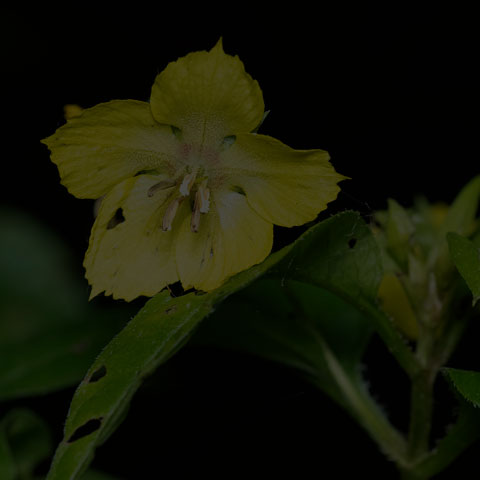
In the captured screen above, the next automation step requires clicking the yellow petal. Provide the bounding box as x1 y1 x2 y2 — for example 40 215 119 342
42 100 179 199
174 189 273 291
150 39 264 146
85 175 182 301
218 133 346 227
63 104 84 120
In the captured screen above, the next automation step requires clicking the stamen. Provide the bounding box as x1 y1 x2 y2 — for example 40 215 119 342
147 180 176 197
191 196 201 233
179 167 198 196
162 197 183 231
190 180 210 233
198 180 210 213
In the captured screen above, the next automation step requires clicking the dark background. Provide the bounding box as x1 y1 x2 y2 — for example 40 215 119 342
1 6 477 478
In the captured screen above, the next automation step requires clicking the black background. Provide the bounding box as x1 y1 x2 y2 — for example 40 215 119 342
1 6 478 478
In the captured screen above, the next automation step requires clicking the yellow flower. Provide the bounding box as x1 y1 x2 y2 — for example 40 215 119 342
42 40 346 301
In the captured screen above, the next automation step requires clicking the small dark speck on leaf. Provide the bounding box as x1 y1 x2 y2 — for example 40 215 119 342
165 305 177 314
348 238 357 249
67 418 102 443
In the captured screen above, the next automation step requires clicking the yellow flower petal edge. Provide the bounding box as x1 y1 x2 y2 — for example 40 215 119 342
150 39 264 145
42 100 179 199
217 133 347 227
85 175 181 301
42 40 347 301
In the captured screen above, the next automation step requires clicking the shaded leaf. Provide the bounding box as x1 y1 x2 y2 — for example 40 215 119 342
444 368 480 407
0 208 129 400
0 409 52 480
275 211 382 304
447 232 480 304
196 279 372 407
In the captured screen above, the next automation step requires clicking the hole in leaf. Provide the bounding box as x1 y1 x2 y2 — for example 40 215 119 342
348 238 357 249
107 208 125 229
89 365 107 383
67 418 102 443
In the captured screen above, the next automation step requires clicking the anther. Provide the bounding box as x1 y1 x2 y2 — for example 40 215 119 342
179 167 198 196
147 180 176 197
162 197 183 231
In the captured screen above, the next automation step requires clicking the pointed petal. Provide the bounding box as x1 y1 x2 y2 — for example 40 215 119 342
219 133 346 227
84 175 183 301
42 100 179 199
175 190 273 291
150 40 264 146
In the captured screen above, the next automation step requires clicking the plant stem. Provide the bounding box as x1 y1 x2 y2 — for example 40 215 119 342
399 324 439 479
318 337 408 465
406 371 435 460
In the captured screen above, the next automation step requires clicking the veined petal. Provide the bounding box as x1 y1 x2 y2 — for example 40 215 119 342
175 190 273 291
42 100 179 199
85 175 182 301
150 39 264 146
219 133 346 227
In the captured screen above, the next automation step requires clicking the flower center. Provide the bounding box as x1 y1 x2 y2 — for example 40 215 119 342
161 168 211 233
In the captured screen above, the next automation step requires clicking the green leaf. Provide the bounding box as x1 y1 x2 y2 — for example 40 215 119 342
45 237 295 480
196 279 372 406
274 211 417 376
0 311 127 401
442 175 480 238
443 368 480 407
273 211 382 305
0 409 53 480
447 232 480 304
47 211 414 479
0 208 129 400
